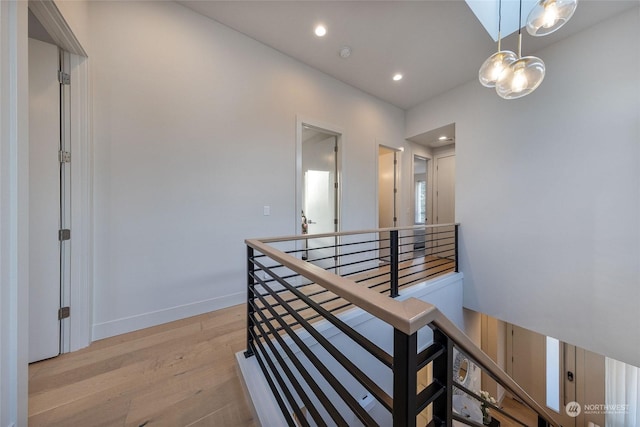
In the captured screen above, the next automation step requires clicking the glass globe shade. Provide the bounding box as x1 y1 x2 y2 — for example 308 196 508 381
478 50 518 88
496 56 545 99
526 0 578 37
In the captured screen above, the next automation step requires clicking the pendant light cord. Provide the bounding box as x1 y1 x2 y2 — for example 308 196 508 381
517 0 523 57
497 0 502 51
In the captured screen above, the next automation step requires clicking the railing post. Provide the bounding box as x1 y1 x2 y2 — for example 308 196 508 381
244 245 255 358
454 224 459 273
393 328 417 427
390 229 399 297
432 328 453 426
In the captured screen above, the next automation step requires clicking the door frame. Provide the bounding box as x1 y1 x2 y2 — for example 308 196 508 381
1 3 31 425
375 142 403 229
412 154 430 226
433 151 455 225
29 2 92 353
295 115 343 237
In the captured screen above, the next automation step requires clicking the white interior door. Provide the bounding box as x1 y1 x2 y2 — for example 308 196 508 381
29 38 61 362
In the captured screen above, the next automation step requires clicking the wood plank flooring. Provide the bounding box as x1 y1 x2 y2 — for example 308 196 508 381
28 260 458 427
28 304 255 427
29 301 539 427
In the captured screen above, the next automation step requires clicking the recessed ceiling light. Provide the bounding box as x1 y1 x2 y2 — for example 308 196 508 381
314 25 327 37
438 136 447 141
392 73 403 81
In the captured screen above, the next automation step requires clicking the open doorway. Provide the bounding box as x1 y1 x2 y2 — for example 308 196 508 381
413 155 429 256
29 36 64 363
27 3 92 357
297 120 341 270
406 123 455 259
378 145 401 262
28 10 75 363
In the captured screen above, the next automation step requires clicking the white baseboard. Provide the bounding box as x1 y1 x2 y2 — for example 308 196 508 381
92 292 245 340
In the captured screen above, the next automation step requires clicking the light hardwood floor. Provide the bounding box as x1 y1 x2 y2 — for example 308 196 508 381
28 304 256 427
28 257 453 427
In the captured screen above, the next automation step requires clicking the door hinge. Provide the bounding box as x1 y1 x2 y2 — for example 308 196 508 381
334 219 338 225
334 145 338 153
58 306 70 320
59 150 71 163
59 229 71 241
334 182 338 189
58 71 70 85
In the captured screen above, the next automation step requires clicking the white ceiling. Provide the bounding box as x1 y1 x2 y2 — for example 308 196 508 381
178 1 636 110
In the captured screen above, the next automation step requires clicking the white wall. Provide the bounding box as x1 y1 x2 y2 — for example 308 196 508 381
405 9 640 367
88 1 405 339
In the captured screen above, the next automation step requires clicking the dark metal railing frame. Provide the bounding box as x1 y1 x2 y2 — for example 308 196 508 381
244 224 556 427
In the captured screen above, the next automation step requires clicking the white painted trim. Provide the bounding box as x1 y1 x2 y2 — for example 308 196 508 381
28 0 86 57
92 292 246 340
0 2 29 425
68 52 92 351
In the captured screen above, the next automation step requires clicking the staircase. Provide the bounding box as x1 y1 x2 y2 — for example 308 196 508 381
240 225 559 427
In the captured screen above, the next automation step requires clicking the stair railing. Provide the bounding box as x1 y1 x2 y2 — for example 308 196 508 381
244 225 559 427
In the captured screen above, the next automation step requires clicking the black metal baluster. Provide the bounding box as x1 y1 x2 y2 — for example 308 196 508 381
454 224 459 273
244 245 255 358
432 328 453 427
538 416 550 427
390 229 399 297
392 328 417 427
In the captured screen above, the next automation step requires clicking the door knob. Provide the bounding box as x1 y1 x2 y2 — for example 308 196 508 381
567 371 574 382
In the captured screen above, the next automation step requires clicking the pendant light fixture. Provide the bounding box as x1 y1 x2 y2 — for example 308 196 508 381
495 0 545 99
478 0 517 87
526 0 578 37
